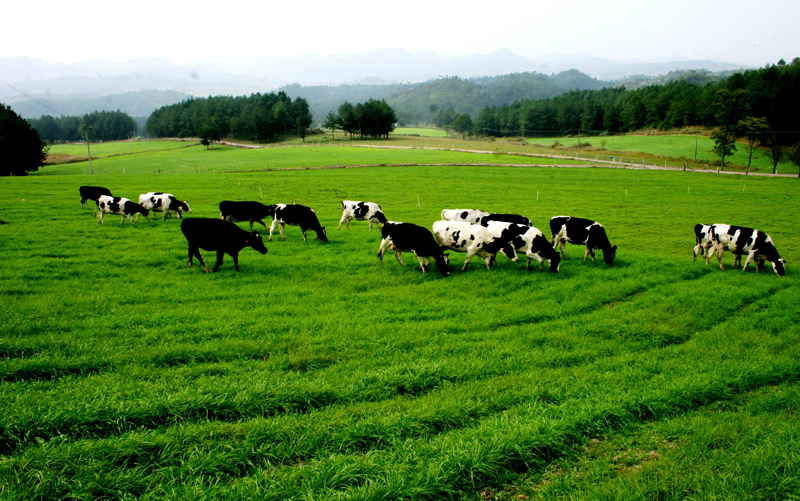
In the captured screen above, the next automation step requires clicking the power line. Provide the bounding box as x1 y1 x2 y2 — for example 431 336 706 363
0 78 65 117
0 91 45 116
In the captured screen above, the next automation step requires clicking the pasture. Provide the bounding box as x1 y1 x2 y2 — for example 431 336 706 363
1 143 799 500
391 127 450 137
533 134 797 175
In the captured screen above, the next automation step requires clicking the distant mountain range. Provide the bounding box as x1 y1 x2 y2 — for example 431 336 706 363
1 49 751 121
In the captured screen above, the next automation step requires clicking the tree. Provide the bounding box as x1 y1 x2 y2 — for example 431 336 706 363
738 117 771 175
712 89 746 171
452 114 473 137
199 123 220 149
322 111 341 141
762 133 784 174
1 104 48 176
338 102 359 139
787 144 800 178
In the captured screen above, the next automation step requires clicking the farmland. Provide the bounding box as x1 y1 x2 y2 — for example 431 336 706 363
391 127 450 137
1 142 799 500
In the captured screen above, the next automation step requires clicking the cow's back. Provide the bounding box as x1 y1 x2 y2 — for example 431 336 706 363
182 218 244 249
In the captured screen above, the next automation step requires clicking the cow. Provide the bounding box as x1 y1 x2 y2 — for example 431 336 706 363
480 213 531 228
486 221 561 272
219 201 277 231
269 204 328 242
181 218 268 273
432 221 518 271
79 186 112 214
708 224 786 276
441 209 490 226
96 195 150 224
138 192 192 221
550 216 617 266
693 224 714 262
377 222 450 276
338 200 388 231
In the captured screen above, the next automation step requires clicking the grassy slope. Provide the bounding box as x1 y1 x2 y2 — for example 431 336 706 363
391 127 450 137
1 145 799 499
533 135 795 174
48 140 198 159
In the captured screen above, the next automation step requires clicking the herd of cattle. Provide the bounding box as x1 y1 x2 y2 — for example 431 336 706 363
78 185 786 277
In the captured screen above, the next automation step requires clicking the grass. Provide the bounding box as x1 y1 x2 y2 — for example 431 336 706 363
47 140 198 161
391 127 450 137
1 143 799 499
531 134 796 174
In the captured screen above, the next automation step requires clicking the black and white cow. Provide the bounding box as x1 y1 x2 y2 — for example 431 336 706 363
486 221 561 272
269 204 328 243
339 200 388 231
181 218 268 273
693 224 714 262
432 221 518 271
377 222 450 276
708 224 786 276
480 213 531 228
219 201 276 231
138 192 192 221
441 209 490 225
550 216 617 266
79 186 112 214
96 195 150 224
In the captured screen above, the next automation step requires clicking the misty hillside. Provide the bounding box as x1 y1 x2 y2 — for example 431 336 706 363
8 90 190 120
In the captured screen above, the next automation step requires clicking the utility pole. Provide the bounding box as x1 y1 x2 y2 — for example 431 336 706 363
81 125 94 174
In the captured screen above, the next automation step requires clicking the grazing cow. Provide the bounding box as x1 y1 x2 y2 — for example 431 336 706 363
377 222 450 276
181 218 268 273
138 192 192 221
219 201 277 231
708 224 786 276
480 213 531 228
96 195 150 224
432 221 518 271
486 221 561 272
441 209 490 225
338 200 388 231
693 224 714 262
269 204 328 243
79 186 112 214
550 216 617 265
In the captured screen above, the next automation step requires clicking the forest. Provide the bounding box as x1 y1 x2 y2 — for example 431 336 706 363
26 110 138 143
472 59 800 142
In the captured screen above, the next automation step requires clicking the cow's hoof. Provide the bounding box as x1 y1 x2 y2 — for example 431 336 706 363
203 267 211 274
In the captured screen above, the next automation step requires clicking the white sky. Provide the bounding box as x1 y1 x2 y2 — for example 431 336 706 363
3 0 798 66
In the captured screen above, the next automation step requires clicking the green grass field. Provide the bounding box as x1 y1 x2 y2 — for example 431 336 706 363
531 134 796 174
48 140 198 159
391 127 450 137
1 144 799 499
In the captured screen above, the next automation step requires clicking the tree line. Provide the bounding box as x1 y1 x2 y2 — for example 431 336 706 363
1 104 48 176
322 99 398 139
145 92 312 143
471 59 800 171
27 110 138 143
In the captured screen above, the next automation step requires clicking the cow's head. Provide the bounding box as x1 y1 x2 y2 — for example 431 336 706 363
603 245 617 265
317 226 328 243
247 232 268 254
548 253 561 273
435 252 450 277
180 201 192 214
773 258 786 276
499 240 519 262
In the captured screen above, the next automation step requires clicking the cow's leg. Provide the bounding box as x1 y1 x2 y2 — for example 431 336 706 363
188 245 195 268
250 220 255 231
483 255 493 270
338 213 346 230
301 227 308 242
416 255 428 271
377 237 392 263
257 220 267 230
461 251 475 271
742 251 756 272
734 254 742 269
756 259 765 273
693 243 701 261
219 212 225 220
559 239 568 260
527 251 543 271
97 211 104 223
193 248 211 273
269 219 278 241
212 251 225 272
368 219 373 232
231 253 240 272
716 246 726 270
163 211 168 222
395 250 406 266
279 223 286 241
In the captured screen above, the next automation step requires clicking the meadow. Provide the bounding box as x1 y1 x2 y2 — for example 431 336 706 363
391 127 450 138
1 142 799 500
532 134 796 175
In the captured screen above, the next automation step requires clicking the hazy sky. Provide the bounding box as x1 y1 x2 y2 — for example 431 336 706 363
4 0 798 66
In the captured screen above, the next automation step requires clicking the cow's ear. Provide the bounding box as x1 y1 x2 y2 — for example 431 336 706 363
612 245 618 251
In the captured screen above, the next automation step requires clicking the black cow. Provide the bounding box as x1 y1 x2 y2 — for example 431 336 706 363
181 218 268 273
480 213 532 227
269 204 328 242
79 186 112 214
219 201 277 231
550 216 617 265
378 222 450 276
